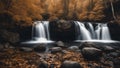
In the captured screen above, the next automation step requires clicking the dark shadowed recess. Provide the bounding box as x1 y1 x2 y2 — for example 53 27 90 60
108 23 120 41
49 20 76 42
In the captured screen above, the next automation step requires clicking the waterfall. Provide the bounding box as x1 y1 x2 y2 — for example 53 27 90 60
86 23 96 39
101 24 111 40
22 21 54 44
43 21 50 40
95 23 111 40
75 22 111 40
34 21 46 40
95 23 101 40
75 21 92 40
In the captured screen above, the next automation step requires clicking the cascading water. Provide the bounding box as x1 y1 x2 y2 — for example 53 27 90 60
34 21 46 41
95 23 101 40
75 21 113 42
86 23 96 39
43 21 50 40
22 20 118 44
101 24 111 40
22 21 54 44
95 23 111 40
75 21 92 40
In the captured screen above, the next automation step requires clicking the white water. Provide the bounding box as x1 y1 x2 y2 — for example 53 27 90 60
22 21 117 44
87 23 96 39
34 21 46 40
43 21 50 40
22 21 54 44
95 23 101 40
75 21 111 40
101 24 111 40
75 40 119 43
75 21 92 40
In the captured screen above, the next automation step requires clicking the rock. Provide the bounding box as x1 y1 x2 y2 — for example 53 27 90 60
82 47 102 60
39 62 48 68
60 61 82 68
113 58 120 68
34 45 46 53
68 46 80 51
62 50 68 54
50 47 62 53
0 43 15 49
4 43 10 48
108 52 120 58
49 20 75 41
0 44 4 49
57 20 72 30
56 41 65 47
101 45 115 53
19 47 33 52
0 30 19 44
79 42 94 49
50 64 55 68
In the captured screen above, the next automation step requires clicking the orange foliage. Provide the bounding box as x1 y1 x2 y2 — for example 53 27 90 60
0 0 119 25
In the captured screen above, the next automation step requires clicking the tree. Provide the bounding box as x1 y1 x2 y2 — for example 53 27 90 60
109 0 117 21
63 0 70 19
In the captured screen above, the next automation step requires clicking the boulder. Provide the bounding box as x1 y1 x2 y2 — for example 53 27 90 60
79 42 95 49
56 41 65 47
39 62 48 68
101 45 115 53
108 52 120 58
60 61 82 68
68 46 80 51
50 47 62 53
34 45 46 53
19 47 33 52
82 47 102 60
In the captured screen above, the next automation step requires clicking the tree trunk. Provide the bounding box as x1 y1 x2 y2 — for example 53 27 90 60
88 0 94 11
0 0 12 10
110 0 117 20
102 0 108 8
63 0 70 19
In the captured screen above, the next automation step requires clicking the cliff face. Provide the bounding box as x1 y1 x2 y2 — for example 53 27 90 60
0 0 120 26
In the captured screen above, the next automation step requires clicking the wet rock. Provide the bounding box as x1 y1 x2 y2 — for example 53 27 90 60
101 45 115 53
108 52 120 58
68 46 80 51
50 47 62 53
79 42 94 49
34 45 46 53
19 47 33 52
62 50 68 54
56 41 65 47
60 61 82 68
82 47 102 60
39 62 48 68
